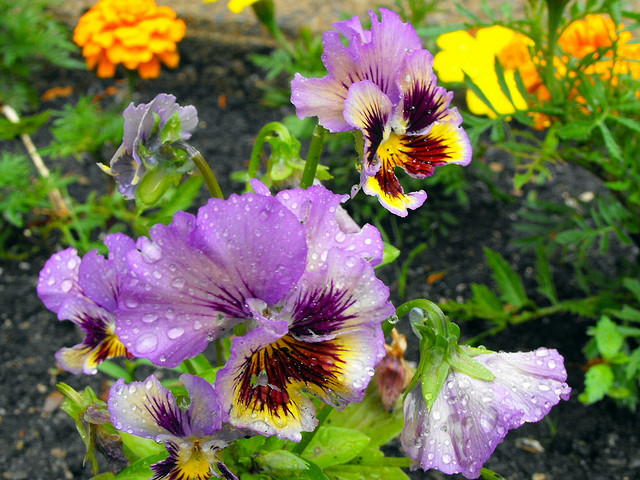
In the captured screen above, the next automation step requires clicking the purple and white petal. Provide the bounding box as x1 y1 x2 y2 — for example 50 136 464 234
37 248 82 313
475 348 572 425
275 185 385 269
109 376 186 441
283 248 395 339
180 374 224 436
55 344 93 375
343 80 393 176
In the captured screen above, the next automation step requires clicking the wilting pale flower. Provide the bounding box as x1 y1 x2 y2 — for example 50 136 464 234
204 0 259 14
73 0 186 79
401 347 571 479
114 182 393 440
100 94 198 199
109 374 243 480
37 234 135 374
291 9 471 216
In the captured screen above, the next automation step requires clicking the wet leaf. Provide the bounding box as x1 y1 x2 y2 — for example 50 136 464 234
301 426 370 468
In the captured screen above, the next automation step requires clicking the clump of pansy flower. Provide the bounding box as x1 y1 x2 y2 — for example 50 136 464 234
39 8 573 480
291 8 472 217
73 0 186 79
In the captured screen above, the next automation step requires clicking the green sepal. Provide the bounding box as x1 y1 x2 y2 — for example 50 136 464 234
135 164 177 206
420 345 451 411
377 242 401 268
448 348 496 382
160 111 183 145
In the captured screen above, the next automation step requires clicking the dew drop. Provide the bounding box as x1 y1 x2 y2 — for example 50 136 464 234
46 276 55 286
135 333 158 353
167 327 184 339
60 279 73 293
143 313 158 323
171 277 185 289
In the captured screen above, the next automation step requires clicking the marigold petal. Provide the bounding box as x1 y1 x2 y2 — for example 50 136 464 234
138 57 161 79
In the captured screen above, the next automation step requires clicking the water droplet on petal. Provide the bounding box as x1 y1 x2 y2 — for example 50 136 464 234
135 333 158 354
167 327 184 339
60 279 73 293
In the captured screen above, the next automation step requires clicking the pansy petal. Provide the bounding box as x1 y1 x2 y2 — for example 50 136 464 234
217 319 385 442
55 344 94 375
78 250 119 312
401 376 520 479
361 170 427 217
398 51 459 132
107 143 140 198
284 248 395 339
291 71 354 133
109 376 186 440
180 374 224 436
37 248 82 313
104 232 136 278
475 348 572 425
195 194 307 306
117 212 239 367
275 185 385 269
344 80 393 176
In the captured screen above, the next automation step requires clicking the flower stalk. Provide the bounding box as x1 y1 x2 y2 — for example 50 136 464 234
299 123 326 189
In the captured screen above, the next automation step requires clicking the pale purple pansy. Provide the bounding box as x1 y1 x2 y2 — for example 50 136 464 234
37 234 135 374
401 347 572 478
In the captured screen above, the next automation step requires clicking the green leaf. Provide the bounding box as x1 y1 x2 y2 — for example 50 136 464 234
120 431 165 461
463 73 499 116
325 463 409 480
625 348 640 380
301 427 370 468
598 122 623 163
255 451 328 480
535 242 558 304
484 248 529 309
623 278 640 300
579 363 614 404
325 384 404 449
0 111 51 139
114 452 168 480
556 120 595 140
469 283 505 318
377 242 401 269
607 114 640 133
595 316 624 360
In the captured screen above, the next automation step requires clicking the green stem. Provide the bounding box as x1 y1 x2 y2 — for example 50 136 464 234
215 337 225 367
291 404 332 455
181 354 214 375
251 0 297 58
177 142 224 199
300 124 327 189
247 122 292 185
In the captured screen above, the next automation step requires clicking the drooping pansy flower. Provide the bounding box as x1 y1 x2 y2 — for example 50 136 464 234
109 374 243 480
73 0 186 79
291 9 472 216
114 182 394 440
100 94 198 200
401 347 571 479
37 234 135 374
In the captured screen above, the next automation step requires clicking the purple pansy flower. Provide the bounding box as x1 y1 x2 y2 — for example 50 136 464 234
291 9 472 216
401 347 572 479
115 183 394 440
37 234 135 374
100 93 198 198
109 374 243 480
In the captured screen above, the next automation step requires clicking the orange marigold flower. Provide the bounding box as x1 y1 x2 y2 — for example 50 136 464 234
73 0 186 79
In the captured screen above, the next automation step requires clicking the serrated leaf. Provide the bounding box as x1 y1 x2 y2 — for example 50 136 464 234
484 248 529 309
556 120 594 140
469 283 506 318
595 316 624 359
580 363 615 404
626 348 640 380
598 122 623 162
535 242 558 304
301 427 370 469
623 278 640 300
607 114 640 133
612 305 640 323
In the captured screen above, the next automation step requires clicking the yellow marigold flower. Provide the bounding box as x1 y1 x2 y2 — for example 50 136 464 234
204 0 259 14
434 26 542 119
74 0 186 79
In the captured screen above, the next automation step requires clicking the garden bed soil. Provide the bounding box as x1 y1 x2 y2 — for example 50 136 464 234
2 8 640 480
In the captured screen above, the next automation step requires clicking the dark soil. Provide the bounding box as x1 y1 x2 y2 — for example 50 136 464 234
1 31 640 480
